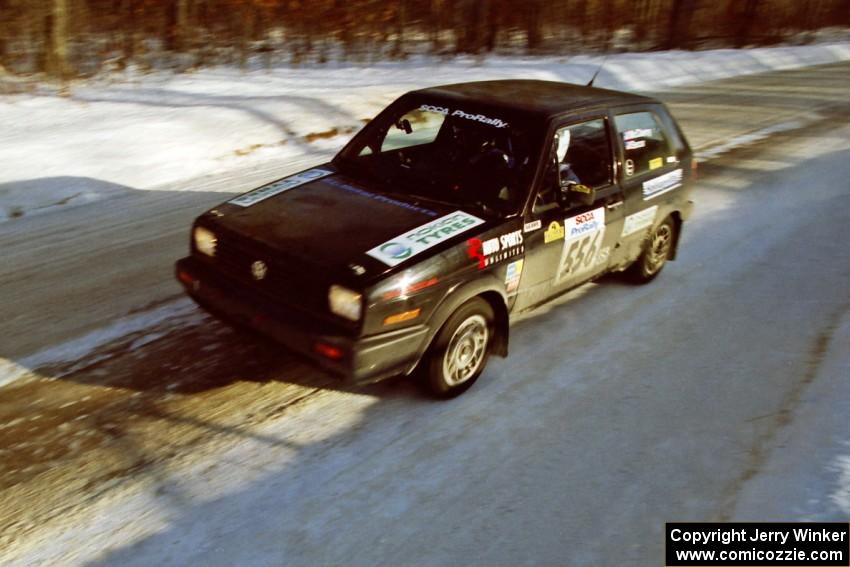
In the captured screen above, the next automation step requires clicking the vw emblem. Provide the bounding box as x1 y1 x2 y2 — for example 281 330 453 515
251 260 268 281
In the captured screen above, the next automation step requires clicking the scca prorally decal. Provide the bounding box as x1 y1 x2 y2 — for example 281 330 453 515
418 104 509 129
505 259 524 295
556 207 606 284
367 211 485 267
471 229 524 269
621 205 658 237
229 168 333 207
642 168 682 199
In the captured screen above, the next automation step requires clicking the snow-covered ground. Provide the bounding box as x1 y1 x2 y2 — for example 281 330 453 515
2 42 850 222
2 46 850 566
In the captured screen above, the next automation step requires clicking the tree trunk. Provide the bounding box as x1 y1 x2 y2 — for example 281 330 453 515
735 0 761 47
525 0 543 51
47 0 72 79
166 0 190 52
666 0 695 50
392 0 407 58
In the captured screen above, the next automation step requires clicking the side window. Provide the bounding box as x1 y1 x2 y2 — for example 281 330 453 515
373 108 445 154
535 118 612 211
614 111 673 178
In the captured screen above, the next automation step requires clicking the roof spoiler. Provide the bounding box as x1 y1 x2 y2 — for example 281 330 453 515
586 56 608 87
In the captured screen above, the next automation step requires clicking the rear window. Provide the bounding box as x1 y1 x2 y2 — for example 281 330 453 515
614 111 674 178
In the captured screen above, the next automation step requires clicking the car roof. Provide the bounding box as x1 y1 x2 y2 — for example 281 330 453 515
412 80 657 119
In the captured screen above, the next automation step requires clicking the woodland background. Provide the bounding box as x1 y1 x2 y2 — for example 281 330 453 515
1 0 849 78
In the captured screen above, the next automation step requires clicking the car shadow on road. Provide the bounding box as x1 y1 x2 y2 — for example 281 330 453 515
0 174 430 548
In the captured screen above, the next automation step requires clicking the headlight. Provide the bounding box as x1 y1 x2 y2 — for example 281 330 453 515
328 285 362 321
194 226 217 257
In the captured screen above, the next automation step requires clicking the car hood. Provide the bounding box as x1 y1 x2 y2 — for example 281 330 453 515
208 167 488 277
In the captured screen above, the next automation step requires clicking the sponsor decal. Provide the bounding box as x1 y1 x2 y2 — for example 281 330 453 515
555 207 607 283
621 205 658 237
666 156 677 164
367 211 485 267
623 128 653 140
624 139 646 151
229 168 333 207
524 220 542 233
467 238 484 269
324 176 438 217
624 159 635 177
642 168 683 199
648 157 663 170
468 229 524 270
544 221 565 244
419 104 450 114
418 104 509 129
349 263 367 276
505 259 524 295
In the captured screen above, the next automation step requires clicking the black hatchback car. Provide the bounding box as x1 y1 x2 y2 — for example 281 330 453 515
176 80 695 397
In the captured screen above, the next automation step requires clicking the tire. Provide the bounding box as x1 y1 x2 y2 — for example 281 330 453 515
625 216 676 284
423 297 494 398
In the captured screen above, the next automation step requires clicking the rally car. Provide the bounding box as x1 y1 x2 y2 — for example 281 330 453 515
176 80 695 397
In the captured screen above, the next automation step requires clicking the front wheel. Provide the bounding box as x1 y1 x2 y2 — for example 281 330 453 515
625 216 676 284
423 297 494 398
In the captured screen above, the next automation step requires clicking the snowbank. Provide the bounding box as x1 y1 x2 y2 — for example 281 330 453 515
1 42 849 221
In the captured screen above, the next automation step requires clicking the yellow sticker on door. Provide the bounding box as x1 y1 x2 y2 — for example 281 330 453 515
648 157 663 170
544 221 565 243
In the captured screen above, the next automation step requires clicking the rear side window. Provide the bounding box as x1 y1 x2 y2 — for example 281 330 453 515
556 118 613 189
614 111 673 178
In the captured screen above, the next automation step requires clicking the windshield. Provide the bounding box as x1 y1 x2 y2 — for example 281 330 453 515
333 97 539 216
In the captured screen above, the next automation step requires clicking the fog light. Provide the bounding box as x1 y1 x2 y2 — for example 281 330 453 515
177 270 194 285
314 342 343 360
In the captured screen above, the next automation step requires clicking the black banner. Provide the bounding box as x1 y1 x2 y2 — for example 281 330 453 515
665 523 850 566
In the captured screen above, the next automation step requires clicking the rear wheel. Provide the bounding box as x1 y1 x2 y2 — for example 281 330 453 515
626 216 675 284
423 297 494 398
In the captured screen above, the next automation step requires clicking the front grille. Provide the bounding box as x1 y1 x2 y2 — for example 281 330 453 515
206 231 355 335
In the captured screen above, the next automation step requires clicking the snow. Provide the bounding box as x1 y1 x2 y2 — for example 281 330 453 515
694 120 805 161
2 43 850 222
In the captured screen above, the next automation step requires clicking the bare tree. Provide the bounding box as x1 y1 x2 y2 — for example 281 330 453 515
46 0 72 78
735 0 762 46
666 0 696 49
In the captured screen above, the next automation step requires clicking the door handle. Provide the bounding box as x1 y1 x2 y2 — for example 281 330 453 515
606 200 624 211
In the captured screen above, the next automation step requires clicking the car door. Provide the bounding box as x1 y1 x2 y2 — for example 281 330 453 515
609 105 689 268
513 115 625 311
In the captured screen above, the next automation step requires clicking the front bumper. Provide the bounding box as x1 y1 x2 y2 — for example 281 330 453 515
175 257 429 384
